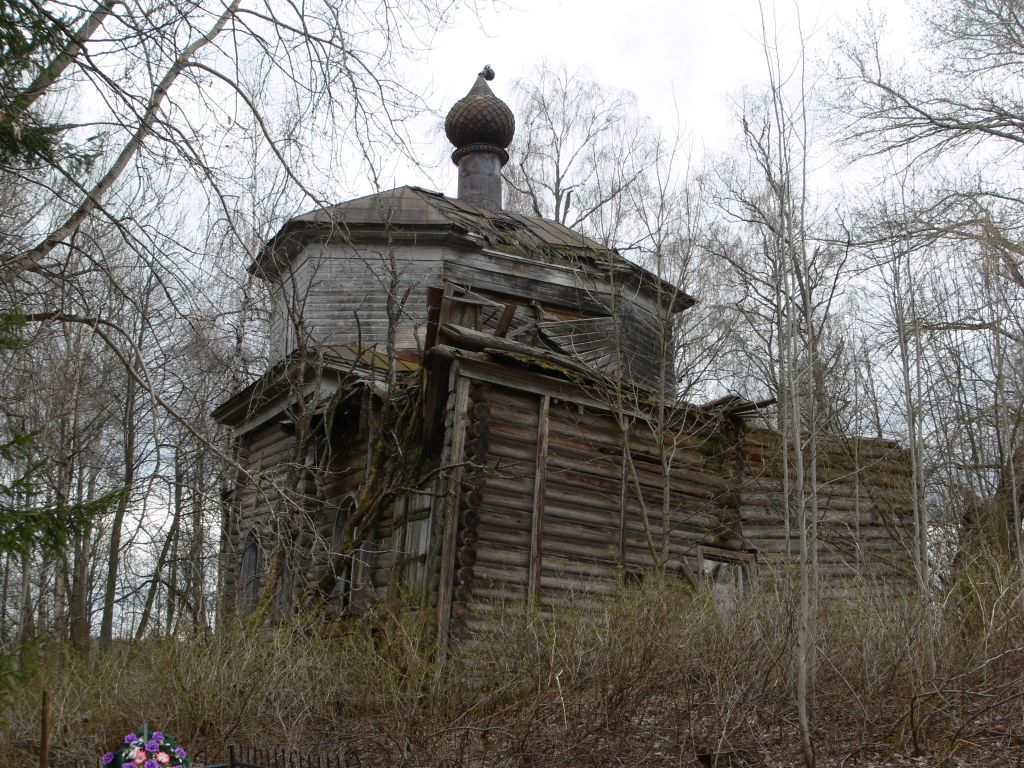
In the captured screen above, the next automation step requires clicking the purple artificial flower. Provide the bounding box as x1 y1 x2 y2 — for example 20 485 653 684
152 732 164 742
146 741 160 753
145 760 159 768
125 734 138 745
122 763 134 768
102 753 115 765
173 748 187 759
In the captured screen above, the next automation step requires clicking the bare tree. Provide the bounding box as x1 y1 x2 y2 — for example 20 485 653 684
0 0 474 647
835 0 1024 588
503 60 660 241
709 5 834 764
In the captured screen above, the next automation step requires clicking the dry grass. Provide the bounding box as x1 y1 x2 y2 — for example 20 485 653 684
4 576 1024 767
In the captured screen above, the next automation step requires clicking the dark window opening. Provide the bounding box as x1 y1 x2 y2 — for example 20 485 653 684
240 537 261 609
331 496 356 610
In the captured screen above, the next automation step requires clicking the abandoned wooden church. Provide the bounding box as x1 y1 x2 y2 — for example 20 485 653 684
214 67 914 636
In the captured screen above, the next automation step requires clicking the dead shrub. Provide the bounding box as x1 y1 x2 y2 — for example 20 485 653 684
3 578 1024 767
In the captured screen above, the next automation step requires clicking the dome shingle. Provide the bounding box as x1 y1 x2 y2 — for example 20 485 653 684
444 66 515 152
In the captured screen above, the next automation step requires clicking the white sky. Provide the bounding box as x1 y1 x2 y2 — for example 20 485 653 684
386 0 916 197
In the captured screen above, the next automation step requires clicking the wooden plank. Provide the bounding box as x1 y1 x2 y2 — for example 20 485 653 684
541 529 619 562
619 431 628 567
542 497 623 529
435 370 470 654
428 347 653 420
541 482 623 516
540 553 621 579
495 304 517 338
529 395 550 608
441 323 602 383
475 522 531 547
474 547 531 570
445 250 615 309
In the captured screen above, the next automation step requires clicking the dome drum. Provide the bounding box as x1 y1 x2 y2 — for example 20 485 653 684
451 143 509 165
445 66 515 210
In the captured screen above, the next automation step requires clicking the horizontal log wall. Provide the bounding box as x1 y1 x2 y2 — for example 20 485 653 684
221 376 917 628
467 383 536 612
369 483 440 606
222 418 295 609
541 396 625 606
740 426 915 585
455 375 748 631
222 412 369 615
307 432 369 610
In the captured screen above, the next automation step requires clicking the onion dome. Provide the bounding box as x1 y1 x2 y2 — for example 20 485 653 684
444 65 515 161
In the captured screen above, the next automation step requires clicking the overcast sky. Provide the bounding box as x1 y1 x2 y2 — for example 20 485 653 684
387 0 916 197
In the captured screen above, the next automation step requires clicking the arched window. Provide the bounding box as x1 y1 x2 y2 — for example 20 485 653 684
239 536 261 608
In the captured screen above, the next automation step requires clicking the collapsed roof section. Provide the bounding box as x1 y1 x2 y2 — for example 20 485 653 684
212 342 420 430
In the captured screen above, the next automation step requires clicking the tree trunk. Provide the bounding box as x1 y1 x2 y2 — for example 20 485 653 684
135 450 184 640
189 454 205 628
166 447 184 635
17 552 34 645
100 374 136 650
0 553 9 643
68 527 90 653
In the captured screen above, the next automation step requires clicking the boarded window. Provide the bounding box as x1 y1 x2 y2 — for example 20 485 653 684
393 491 434 601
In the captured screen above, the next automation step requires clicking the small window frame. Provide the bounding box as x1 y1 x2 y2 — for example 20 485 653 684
392 491 434 602
239 534 262 609
696 545 756 601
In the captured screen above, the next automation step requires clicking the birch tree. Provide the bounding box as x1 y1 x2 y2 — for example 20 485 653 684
837 0 1024 582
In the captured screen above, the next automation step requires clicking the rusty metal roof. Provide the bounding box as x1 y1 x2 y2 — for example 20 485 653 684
289 186 610 253
255 186 694 311
321 342 421 373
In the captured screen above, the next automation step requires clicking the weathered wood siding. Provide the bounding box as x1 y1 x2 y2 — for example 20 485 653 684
264 238 674 390
268 240 444 361
541 397 628 605
740 426 915 585
222 417 297 608
368 482 441 605
222 369 915 627
230 225 914 625
446 371 749 632
466 383 537 607
434 365 915 632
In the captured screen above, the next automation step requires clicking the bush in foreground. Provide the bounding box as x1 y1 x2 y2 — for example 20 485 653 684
2 577 1023 766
